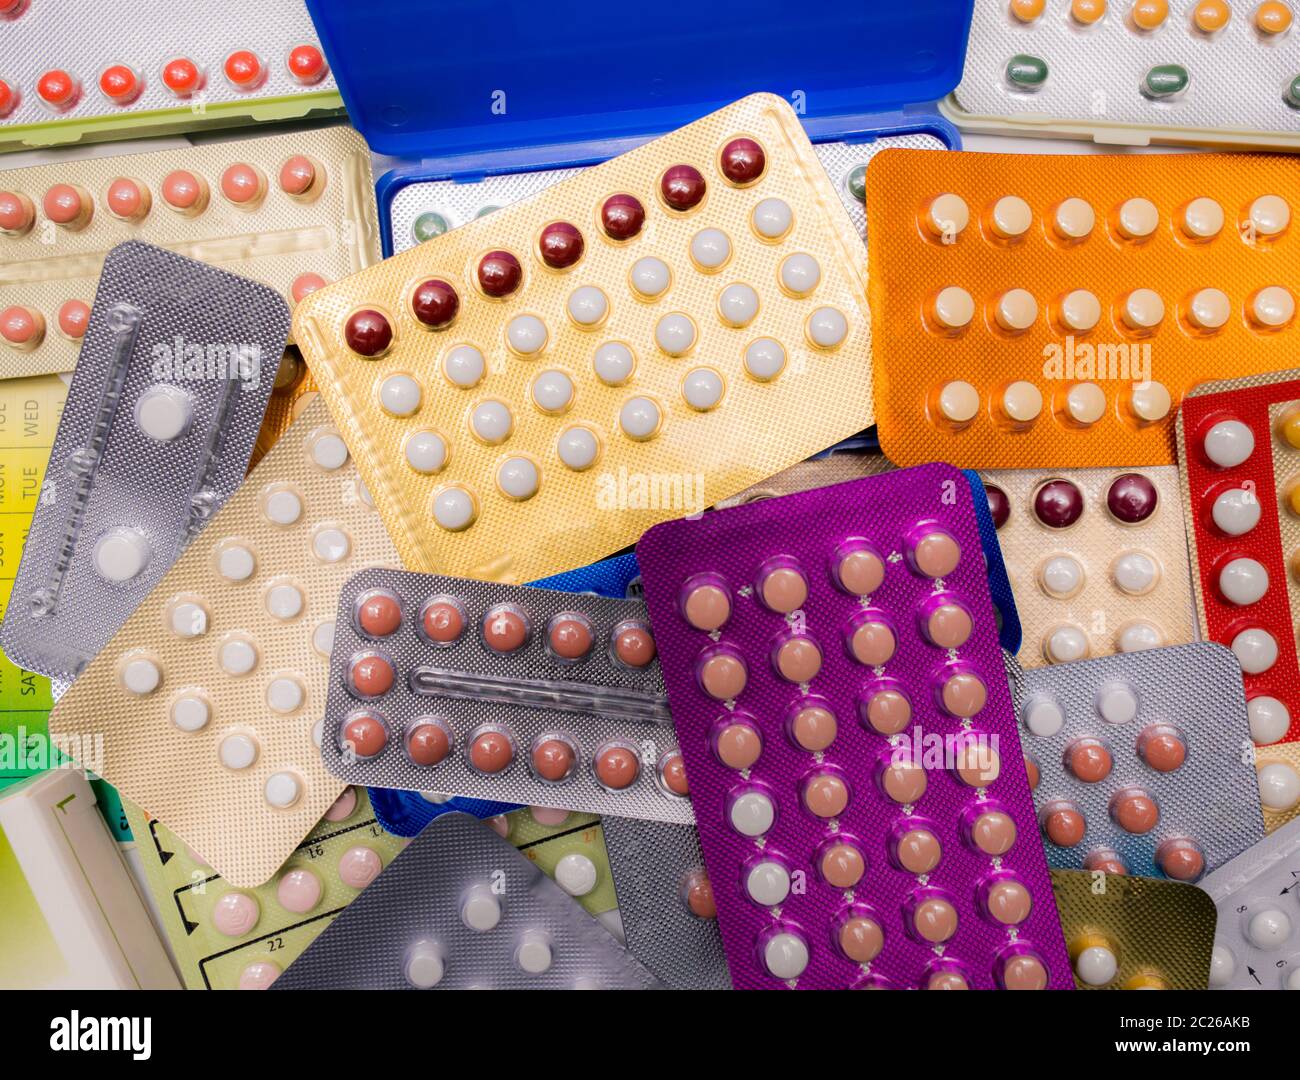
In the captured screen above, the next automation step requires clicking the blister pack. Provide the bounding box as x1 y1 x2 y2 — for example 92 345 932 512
293 94 872 583
270 811 662 989
0 0 342 152
637 464 1070 989
320 567 692 824
1176 368 1300 831
981 467 1194 667
1009 642 1265 878
0 125 379 379
531 551 644 602
1 242 287 683
602 815 731 990
864 148 1298 468
1051 868 1215 990
488 807 619 919
1199 817 1300 990
947 0 1300 150
46 395 400 887
122 786 407 990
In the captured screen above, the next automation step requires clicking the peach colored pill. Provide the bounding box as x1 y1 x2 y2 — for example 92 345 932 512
1002 954 1048 990
0 306 42 347
1045 807 1086 846
350 653 394 696
1112 791 1159 833
913 530 960 577
864 688 911 734
850 620 896 666
221 163 264 205
927 603 972 648
839 917 884 962
760 567 807 613
614 623 656 667
323 787 358 821
1067 740 1113 782
422 600 464 643
161 170 207 212
896 828 941 873
837 549 884 595
971 810 1017 855
715 722 761 769
942 672 987 717
341 714 387 759
775 636 822 682
532 737 575 781
685 875 716 918
470 730 513 773
699 652 746 699
338 846 382 888
358 593 402 637
955 740 1000 786
1025 758 1040 789
406 721 451 766
43 183 89 226
596 745 639 789
1084 852 1128 875
1139 727 1186 772
820 843 865 888
549 615 593 659
789 705 836 751
1158 843 1203 881
291 273 327 303
882 759 927 804
279 155 318 196
106 177 149 221
683 583 730 631
986 880 1033 925
660 752 689 796
928 970 970 990
56 300 90 340
0 190 34 233
803 772 849 817
276 868 322 914
913 898 958 943
483 607 528 652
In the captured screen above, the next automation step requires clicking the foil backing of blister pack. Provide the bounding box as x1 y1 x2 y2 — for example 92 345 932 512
47 396 401 887
0 125 380 379
949 0 1300 149
602 815 731 990
1199 817 1300 990
1 241 287 683
270 811 663 989
293 93 873 583
1009 642 1265 878
1050 868 1216 991
0 0 342 151
320 567 693 824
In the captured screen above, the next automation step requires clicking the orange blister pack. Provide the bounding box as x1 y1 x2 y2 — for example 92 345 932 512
865 148 1299 468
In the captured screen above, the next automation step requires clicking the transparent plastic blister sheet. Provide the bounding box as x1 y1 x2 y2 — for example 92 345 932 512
1008 642 1266 879
1 241 287 683
320 567 693 823
270 811 663 990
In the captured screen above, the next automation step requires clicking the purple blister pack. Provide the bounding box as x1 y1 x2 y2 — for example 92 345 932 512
637 463 1072 990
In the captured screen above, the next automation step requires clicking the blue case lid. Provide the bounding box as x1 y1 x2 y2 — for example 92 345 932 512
305 0 974 159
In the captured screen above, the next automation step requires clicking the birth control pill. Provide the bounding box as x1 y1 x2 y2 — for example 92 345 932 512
925 193 969 238
895 827 941 873
1053 198 1096 241
1066 739 1112 782
714 719 762 769
1129 382 1172 423
1045 626 1089 663
1142 64 1187 100
763 932 809 979
94 527 151 582
910 527 961 577
121 657 160 695
267 676 305 713
684 872 716 918
838 916 884 963
477 251 523 298
984 879 1033 925
43 183 91 229
557 426 599 470
1247 907 1292 948
699 649 747 699
806 306 847 348
217 543 255 581
37 69 78 109
654 313 695 355
483 605 529 652
1112 551 1159 594
469 729 514 773
506 314 548 354
170 600 208 638
1040 555 1084 599
1255 1 1293 33
970 810 1017 856
995 289 1037 332
593 342 636 385
1024 696 1065 737
751 197 792 240
221 163 265 207
932 287 975 331
219 732 258 770
1044 804 1086 846
718 284 759 327
1075 939 1118 986
1111 790 1159 832
937 380 979 424
338 847 382 889
788 704 836 752
470 400 513 444
0 80 15 119
555 852 598 897
1181 197 1225 240
860 685 912 735
690 228 731 271
613 622 656 668
1209 945 1235 988
1259 762 1300 809
539 221 584 269
407 721 452 767
461 884 502 931
1248 195 1290 237
1250 286 1295 328
849 618 897 666
803 771 850 817
411 279 458 329
619 396 661 440
880 758 928 804
990 195 1032 239
1194 0 1231 31
135 385 193 441
779 253 820 296
403 942 444 989
1059 290 1101 332
264 771 302 809
1034 479 1085 528
660 164 706 211
1006 53 1049 90
213 893 259 937
1232 628 1278 673
1247 696 1290 744
1120 289 1164 331
1011 0 1046 19
834 545 885 596
239 959 282 988
746 860 791 906
1202 419 1254 467
730 790 776 836
287 44 328 84
1219 557 1269 605
601 194 645 241
820 842 865 888
0 306 43 350
913 897 959 943
0 191 34 235
219 638 257 676
1072 0 1107 23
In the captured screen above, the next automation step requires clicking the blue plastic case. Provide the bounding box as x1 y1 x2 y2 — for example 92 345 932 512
304 0 973 253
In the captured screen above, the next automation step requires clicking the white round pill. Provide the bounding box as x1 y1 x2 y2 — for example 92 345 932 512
1039 554 1083 598
927 193 969 237
379 373 422 416
1060 289 1101 332
1002 381 1043 423
1252 286 1295 328
933 286 974 330
405 941 445 988
310 432 349 470
1182 197 1224 239
420 792 453 804
1112 551 1158 595
506 314 548 355
938 380 980 424
1249 195 1290 237
443 344 485 388
122 657 161 695
655 312 696 355
1208 945 1236 989
1045 625 1089 664
779 253 820 296
691 228 731 270
497 456 539 500
134 385 193 441
170 600 208 637
1117 198 1158 239
171 694 210 732
219 638 257 676
1232 628 1278 674
807 306 847 348
1024 696 1065 737
682 367 724 411
991 195 1032 238
619 397 661 441
217 543 255 581
1122 289 1164 330
630 256 671 299
745 860 791 906
1247 907 1292 949
1098 685 1138 725
515 931 553 974
557 426 599 470
567 286 607 327
219 732 258 770
1219 556 1269 605
1248 696 1290 744
266 676 304 713
751 197 792 239
264 771 301 809
94 527 151 582
471 400 513 444
266 583 303 620
405 430 448 474
461 886 501 931
1075 945 1118 986
531 369 574 413
730 790 775 836
1129 381 1172 423
312 528 350 563
1117 621 1162 652
311 719 323 748
1259 762 1300 811
718 283 759 327
744 337 786 381
263 488 302 526
1054 197 1095 239
593 342 635 386
433 486 476 531
763 932 809 980
1203 419 1255 468
1066 382 1106 425
312 620 335 657
995 288 1037 332
555 853 598 897
1188 288 1231 330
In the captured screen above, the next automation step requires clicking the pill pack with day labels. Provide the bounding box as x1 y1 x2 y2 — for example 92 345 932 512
0 125 379 380
638 465 1071 990
981 467 1194 668
270 811 662 990
321 567 693 824
602 815 732 990
46 395 401 888
1200 816 1300 990
1051 868 1216 990
1 242 288 684
292 93 873 583
864 148 1298 469
947 0 1300 150
1010 642 1265 878
0 0 342 152
488 807 619 920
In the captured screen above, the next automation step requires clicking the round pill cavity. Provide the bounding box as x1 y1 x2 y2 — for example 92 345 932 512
1033 478 1084 528
718 283 759 327
1117 198 1159 240
999 381 1043 425
913 897 959 943
802 771 849 818
340 706 387 746
554 852 598 898
926 193 969 238
224 49 263 89
730 790 775 837
539 221 584 270
1183 288 1231 334
788 704 837 752
106 176 150 222
1248 696 1290 744
839 916 884 963
461 884 503 931
714 720 762 770
1208 944 1235 988
911 527 961 578
564 286 609 329
277 155 319 200
36 69 78 109
1128 381 1172 424
682 579 730 631
592 342 635 386
349 653 393 698
378 373 421 417
751 197 793 240
895 827 941 873
161 57 202 95
311 527 350 564
1024 696 1065 737
506 313 548 355
1155 838 1204 881
338 847 382 889
1251 285 1296 329
1045 625 1089 664
758 565 808 613
1106 472 1158 524
1039 555 1083 599
655 312 696 355
1052 289 1101 334
0 191 34 235
220 163 264 206
0 306 42 350
171 695 209 733
43 183 91 228
1111 790 1159 833
683 872 716 918
134 385 193 442
483 605 529 653
1248 907 1293 948
659 751 689 796
985 879 1033 925
557 425 600 470
1249 194 1290 237
990 195 1032 238
406 720 452 767
213 892 259 937
1219 556 1269 605
440 345 485 391
219 732 258 771
1066 739 1112 783
1065 382 1106 425
849 617 897 667
681 367 724 411
820 842 865 888
1118 621 1162 652
881 757 927 804
986 485 1011 529
1259 762 1300 810
955 739 1000 786
403 941 444 989
1053 197 1096 240
926 602 973 649
971 810 1017 856
691 228 731 271
477 250 523 298
343 308 393 357
470 400 513 444
861 685 912 735
1203 419 1254 468
937 380 979 424
120 656 160 695
237 962 279 990
407 280 460 331
835 546 885 596
1232 627 1279 673
1255 1 1293 33
1194 0 1232 31
264 771 302 810
719 137 765 185
779 253 820 297
738 338 784 384
1001 953 1049 990
629 256 671 297
1121 289 1164 331
994 289 1037 333
548 613 594 661
1011 0 1046 19
660 164 706 211
612 622 656 670
774 635 822 683
763 931 809 980
216 542 255 582
806 306 847 348
699 648 747 700
93 527 150 583
932 287 975 331
264 583 303 622
1112 551 1159 595
746 859 791 906
619 396 662 441
402 430 449 477
1075 939 1119 986
1044 804 1086 847
600 193 645 241
469 729 514 774
411 211 449 243
1180 197 1225 240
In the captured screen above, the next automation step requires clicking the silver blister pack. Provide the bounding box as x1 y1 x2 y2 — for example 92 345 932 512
320 567 695 823
602 815 731 990
812 134 948 238
1200 817 1300 990
270 811 663 989
0 240 287 682
1009 641 1265 880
